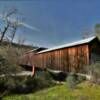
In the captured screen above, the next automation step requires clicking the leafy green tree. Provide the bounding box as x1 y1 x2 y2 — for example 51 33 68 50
95 24 100 39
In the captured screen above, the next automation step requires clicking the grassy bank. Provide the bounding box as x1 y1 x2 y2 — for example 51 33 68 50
3 81 100 100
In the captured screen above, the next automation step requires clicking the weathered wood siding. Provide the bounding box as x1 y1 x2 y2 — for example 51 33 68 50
34 44 89 72
19 37 100 73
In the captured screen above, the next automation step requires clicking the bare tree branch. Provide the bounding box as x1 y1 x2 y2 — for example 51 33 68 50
6 8 17 17
0 23 9 44
0 8 18 44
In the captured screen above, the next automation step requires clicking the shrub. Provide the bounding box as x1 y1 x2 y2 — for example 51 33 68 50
77 75 86 83
0 71 55 96
0 77 7 93
66 72 78 90
86 62 100 84
31 71 55 91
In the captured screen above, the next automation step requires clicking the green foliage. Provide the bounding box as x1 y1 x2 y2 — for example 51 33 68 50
77 75 86 83
95 24 100 39
0 77 7 94
3 82 100 100
0 71 55 97
66 72 78 90
89 63 100 84
31 71 54 91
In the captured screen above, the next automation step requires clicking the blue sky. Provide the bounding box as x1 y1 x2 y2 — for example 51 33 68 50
0 0 100 47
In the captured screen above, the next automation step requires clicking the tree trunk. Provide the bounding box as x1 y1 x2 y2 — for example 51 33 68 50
0 24 9 44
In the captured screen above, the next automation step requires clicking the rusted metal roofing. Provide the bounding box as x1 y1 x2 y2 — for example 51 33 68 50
37 36 96 54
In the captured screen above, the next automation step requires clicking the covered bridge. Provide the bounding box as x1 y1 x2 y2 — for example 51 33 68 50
19 36 100 75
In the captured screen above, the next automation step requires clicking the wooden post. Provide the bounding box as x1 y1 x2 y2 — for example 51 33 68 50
32 65 35 76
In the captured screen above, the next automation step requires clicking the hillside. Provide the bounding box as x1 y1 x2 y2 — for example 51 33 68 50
0 41 37 53
0 41 38 74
